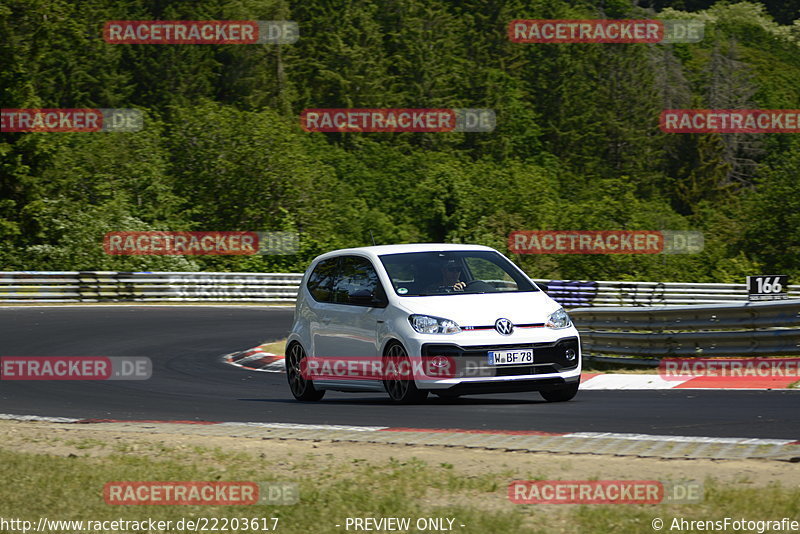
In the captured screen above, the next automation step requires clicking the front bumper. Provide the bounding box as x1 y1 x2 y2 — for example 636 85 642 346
410 335 581 392
433 375 580 396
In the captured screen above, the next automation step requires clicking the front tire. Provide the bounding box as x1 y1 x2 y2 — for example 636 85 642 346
540 382 579 402
383 343 428 404
286 343 325 401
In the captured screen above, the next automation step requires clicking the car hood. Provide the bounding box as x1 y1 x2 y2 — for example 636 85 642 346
393 291 562 326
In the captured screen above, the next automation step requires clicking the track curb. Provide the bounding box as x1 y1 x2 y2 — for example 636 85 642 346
224 348 285 372
224 347 800 389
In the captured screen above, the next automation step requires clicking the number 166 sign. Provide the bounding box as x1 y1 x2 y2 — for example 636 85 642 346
747 275 788 301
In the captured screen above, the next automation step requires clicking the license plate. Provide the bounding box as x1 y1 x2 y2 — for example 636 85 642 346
488 349 534 366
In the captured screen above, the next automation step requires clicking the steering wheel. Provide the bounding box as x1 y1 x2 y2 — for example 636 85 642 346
437 280 482 292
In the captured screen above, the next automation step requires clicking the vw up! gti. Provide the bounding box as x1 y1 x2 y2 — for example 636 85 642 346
286 244 581 403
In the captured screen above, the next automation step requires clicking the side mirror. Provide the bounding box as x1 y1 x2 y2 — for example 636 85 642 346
537 282 549 294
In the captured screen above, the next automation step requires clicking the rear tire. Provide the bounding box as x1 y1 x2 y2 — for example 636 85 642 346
286 343 325 401
383 343 428 404
540 382 579 402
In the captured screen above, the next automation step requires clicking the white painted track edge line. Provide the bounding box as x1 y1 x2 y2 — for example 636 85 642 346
219 422 389 432
563 431 795 445
0 413 82 423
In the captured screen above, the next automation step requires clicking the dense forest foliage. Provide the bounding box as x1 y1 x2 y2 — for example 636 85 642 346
1 0 798 282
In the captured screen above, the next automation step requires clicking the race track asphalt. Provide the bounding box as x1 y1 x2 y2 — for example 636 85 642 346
0 306 797 440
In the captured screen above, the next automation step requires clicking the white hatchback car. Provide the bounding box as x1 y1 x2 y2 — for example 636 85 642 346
286 244 581 403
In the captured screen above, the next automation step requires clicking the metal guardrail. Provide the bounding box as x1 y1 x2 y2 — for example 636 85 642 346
571 300 800 363
536 280 800 307
0 272 303 303
569 299 800 330
0 271 798 306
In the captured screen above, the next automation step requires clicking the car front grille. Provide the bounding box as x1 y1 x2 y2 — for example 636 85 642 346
421 337 579 378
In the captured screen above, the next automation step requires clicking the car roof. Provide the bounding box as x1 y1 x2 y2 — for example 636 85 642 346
311 243 498 264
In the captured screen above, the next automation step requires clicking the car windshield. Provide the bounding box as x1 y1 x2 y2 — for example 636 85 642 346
378 250 538 296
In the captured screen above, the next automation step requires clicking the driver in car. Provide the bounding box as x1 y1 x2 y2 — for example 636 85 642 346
429 259 466 292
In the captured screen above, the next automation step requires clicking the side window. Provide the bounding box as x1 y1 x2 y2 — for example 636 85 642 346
332 256 388 307
306 258 339 302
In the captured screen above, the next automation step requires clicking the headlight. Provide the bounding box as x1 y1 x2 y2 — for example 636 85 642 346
409 314 462 334
545 308 572 329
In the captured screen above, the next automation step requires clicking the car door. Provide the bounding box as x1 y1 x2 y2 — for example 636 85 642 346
318 255 388 360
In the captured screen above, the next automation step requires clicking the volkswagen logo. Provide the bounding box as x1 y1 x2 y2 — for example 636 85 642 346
429 356 450 368
495 318 514 335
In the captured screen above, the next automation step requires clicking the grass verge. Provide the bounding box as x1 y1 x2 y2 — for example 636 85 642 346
1 430 798 534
